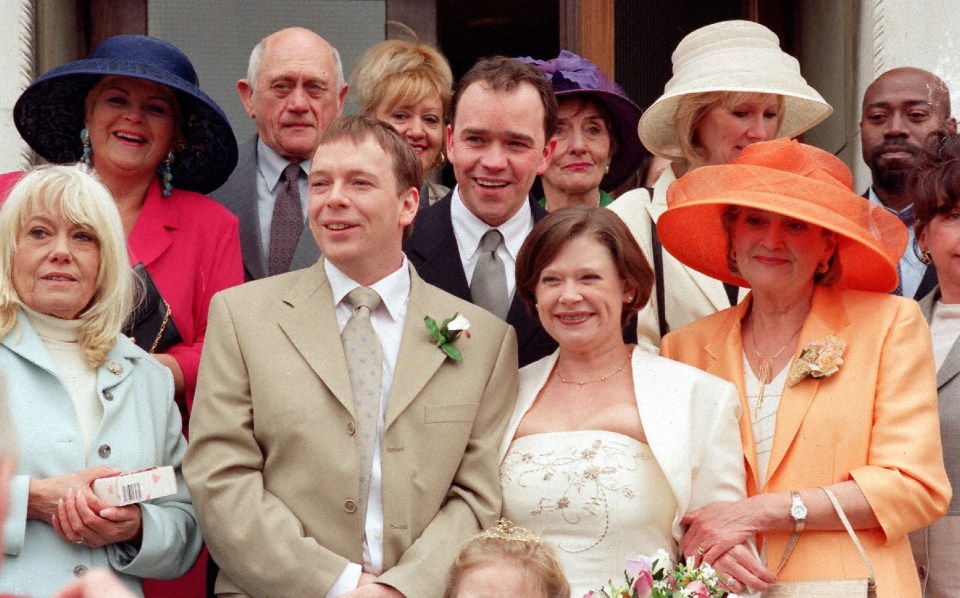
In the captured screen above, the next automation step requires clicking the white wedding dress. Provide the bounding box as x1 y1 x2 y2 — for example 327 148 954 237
500 430 677 597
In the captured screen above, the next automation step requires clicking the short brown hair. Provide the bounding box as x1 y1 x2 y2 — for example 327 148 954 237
443 525 569 598
516 206 653 327
316 115 423 240
913 131 960 231
449 56 558 142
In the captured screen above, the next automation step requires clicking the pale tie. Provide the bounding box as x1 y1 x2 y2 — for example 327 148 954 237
268 162 303 276
341 286 383 523
471 229 510 319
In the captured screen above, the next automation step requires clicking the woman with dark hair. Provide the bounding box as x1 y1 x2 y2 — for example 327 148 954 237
518 52 646 212
907 131 960 598
499 206 749 596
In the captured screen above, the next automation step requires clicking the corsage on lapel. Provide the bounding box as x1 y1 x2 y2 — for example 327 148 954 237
424 313 471 363
787 335 846 387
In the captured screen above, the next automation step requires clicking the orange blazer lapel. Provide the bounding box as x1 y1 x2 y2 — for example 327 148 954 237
765 286 851 483
703 298 762 495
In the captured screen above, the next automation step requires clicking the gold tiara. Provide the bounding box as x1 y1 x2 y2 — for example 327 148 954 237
476 518 541 544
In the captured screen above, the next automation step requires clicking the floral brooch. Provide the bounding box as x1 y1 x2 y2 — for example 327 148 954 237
424 312 470 363
787 335 846 387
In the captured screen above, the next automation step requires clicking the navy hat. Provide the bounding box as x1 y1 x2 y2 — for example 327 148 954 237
517 51 647 191
14 35 238 194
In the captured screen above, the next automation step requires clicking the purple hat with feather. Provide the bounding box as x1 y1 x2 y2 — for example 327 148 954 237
518 50 647 190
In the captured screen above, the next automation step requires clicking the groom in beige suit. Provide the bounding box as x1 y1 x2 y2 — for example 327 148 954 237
184 116 518 598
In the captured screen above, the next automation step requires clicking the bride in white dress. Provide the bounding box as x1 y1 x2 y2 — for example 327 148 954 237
499 206 757 597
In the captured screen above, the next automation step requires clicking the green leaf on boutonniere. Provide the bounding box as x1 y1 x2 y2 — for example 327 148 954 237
424 315 442 344
442 343 463 363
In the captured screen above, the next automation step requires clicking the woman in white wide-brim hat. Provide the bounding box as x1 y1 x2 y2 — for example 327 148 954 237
609 20 832 352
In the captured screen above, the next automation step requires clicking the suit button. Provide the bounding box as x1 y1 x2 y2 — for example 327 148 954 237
344 499 357 513
98 444 111 458
347 422 355 435
918 565 927 579
74 565 88 576
103 390 114 401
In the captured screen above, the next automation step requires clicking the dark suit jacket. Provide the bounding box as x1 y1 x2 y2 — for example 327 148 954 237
404 191 557 367
862 187 938 299
210 136 321 281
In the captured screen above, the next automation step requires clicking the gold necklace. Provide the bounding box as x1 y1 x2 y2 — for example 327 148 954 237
751 321 802 416
555 349 633 387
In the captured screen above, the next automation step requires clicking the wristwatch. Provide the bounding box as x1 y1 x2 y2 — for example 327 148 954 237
790 491 807 533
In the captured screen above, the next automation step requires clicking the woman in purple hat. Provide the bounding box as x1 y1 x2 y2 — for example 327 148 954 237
5 35 243 430
520 51 646 212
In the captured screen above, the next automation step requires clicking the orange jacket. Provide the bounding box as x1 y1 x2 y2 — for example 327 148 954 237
661 286 951 597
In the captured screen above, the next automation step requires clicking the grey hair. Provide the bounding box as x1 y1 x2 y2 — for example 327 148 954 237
246 32 345 94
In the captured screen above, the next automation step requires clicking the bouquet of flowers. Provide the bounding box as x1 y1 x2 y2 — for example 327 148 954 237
584 549 736 598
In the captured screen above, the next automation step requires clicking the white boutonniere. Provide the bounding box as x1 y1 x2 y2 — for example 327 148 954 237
424 312 471 363
787 335 846 387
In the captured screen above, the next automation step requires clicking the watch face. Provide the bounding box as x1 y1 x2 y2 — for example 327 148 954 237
791 504 807 519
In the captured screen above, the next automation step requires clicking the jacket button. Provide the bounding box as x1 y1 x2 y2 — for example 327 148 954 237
103 390 114 401
74 565 88 576
98 444 111 458
347 422 356 435
344 499 357 513
918 565 927 579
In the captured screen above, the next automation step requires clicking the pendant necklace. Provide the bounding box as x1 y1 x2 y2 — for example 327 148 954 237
751 322 802 416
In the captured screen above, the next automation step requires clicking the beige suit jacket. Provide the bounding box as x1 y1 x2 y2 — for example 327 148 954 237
184 260 519 598
609 168 745 352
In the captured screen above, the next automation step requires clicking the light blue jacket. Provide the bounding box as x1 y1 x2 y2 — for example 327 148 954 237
1 309 200 597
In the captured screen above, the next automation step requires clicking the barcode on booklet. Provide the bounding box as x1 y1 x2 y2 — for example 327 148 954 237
121 482 143 503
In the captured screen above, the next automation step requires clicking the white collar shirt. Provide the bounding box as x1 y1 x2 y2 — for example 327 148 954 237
867 186 923 298
255 138 310 269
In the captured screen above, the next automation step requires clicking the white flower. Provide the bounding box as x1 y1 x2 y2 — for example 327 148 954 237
446 313 471 338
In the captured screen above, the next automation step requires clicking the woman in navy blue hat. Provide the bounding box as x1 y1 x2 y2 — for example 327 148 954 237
518 51 646 212
6 34 243 430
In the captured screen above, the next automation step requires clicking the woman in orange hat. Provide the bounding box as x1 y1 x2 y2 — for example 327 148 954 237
659 138 950 597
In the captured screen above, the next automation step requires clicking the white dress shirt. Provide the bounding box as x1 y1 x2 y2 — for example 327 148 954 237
450 185 534 302
324 258 410 597
255 139 310 267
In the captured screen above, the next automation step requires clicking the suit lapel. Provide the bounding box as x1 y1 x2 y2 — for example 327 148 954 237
385 267 448 428
222 139 267 280
923 288 960 388
765 286 851 483
404 193 471 300
127 182 175 267
277 261 354 415
702 299 760 493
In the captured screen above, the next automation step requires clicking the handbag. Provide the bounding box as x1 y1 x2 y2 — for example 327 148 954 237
765 487 877 597
123 263 182 354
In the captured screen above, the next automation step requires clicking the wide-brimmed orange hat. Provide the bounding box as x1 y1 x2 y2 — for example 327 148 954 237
657 138 907 292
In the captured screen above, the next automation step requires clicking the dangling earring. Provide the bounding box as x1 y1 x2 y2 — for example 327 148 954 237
80 127 92 167
434 149 446 168
729 248 737 262
920 250 933 265
158 151 174 197
604 163 611 174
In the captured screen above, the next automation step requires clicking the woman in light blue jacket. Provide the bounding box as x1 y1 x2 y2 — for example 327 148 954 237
0 165 200 597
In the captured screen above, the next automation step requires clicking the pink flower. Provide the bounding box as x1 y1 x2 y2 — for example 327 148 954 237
582 592 595 598
625 554 653 578
684 580 709 598
631 570 654 597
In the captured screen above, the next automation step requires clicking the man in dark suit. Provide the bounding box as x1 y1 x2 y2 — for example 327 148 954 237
404 56 558 366
211 27 349 280
860 67 957 299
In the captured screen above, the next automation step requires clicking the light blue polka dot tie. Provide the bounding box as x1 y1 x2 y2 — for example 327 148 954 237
342 286 383 521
